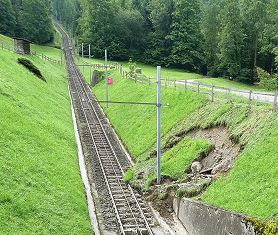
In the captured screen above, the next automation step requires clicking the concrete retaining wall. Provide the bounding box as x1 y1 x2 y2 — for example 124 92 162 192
173 197 257 235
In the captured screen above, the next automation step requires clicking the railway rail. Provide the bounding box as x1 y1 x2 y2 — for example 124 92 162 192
58 25 154 235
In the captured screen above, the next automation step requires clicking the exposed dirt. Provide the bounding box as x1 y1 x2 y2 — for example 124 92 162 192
187 127 241 177
147 126 242 220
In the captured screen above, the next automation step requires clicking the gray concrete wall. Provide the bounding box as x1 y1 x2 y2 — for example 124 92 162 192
173 197 257 235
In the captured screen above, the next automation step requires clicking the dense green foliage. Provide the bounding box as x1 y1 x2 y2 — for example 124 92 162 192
1 0 278 83
0 0 53 43
52 0 80 36
0 0 16 37
71 0 278 84
0 35 91 234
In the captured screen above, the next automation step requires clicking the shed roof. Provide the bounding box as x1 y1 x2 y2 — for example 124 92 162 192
13 37 31 43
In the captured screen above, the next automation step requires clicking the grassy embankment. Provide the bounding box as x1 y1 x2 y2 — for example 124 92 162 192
0 35 91 234
91 67 278 228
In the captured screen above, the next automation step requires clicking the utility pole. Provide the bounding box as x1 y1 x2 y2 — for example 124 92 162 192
105 49 109 108
157 66 161 185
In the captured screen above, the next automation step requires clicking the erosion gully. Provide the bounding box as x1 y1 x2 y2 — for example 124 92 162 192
58 26 156 235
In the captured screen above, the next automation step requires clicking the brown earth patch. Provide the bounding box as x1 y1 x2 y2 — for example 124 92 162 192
187 127 241 177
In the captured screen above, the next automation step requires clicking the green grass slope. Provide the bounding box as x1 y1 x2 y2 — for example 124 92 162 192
0 43 91 233
79 56 262 91
92 68 278 224
0 34 63 62
93 70 206 157
78 56 202 80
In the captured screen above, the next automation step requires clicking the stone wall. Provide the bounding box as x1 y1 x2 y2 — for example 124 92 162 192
173 197 257 235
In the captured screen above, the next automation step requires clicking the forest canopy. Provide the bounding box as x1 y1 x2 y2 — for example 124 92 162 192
73 0 278 84
0 0 53 43
1 0 277 84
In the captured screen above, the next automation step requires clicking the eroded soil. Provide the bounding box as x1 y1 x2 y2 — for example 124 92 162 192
187 127 241 177
148 126 242 219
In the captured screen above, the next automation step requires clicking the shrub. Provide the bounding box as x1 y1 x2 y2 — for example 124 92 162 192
257 67 277 91
18 58 46 82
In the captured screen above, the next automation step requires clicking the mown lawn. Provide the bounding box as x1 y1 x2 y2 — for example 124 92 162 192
0 38 91 234
79 56 202 81
195 77 263 91
92 67 278 223
79 56 264 92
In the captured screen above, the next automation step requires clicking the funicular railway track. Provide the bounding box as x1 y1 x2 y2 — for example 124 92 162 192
58 25 154 235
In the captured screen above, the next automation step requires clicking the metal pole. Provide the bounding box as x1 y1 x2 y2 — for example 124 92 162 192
77 40 79 58
89 44 92 82
157 66 161 185
82 43 84 73
105 49 109 108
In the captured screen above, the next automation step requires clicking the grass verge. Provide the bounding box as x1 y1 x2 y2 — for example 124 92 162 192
0 37 91 234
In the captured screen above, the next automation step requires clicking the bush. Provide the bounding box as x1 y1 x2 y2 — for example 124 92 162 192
257 67 277 91
18 58 46 82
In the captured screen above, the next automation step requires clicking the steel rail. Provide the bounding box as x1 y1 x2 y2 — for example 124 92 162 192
70 56 148 234
70 67 153 233
70 58 150 234
59 25 153 234
61 29 127 234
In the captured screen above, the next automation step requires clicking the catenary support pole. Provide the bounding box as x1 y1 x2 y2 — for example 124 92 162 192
89 44 92 83
157 66 161 185
105 49 109 108
82 43 84 73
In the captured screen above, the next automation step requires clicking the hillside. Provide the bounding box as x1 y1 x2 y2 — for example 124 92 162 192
0 36 91 234
92 68 278 228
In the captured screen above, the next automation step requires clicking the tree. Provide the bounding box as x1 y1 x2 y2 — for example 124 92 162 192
258 0 278 74
218 0 244 80
77 0 115 57
145 0 174 65
113 8 144 60
201 0 221 76
167 0 204 71
241 0 267 83
0 0 16 36
19 0 53 43
52 0 80 36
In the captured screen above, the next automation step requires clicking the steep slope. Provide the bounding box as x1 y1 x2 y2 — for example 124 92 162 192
92 69 278 226
0 40 91 234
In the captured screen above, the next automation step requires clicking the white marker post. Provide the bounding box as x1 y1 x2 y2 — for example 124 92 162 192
157 66 161 184
105 49 109 108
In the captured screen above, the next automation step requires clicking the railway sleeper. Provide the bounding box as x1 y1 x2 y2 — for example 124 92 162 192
123 228 149 235
105 170 122 175
111 190 131 194
118 211 150 219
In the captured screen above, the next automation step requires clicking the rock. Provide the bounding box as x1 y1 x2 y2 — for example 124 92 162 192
191 162 202 176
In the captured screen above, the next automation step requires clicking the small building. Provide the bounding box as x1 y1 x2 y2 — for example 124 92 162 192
13 37 31 55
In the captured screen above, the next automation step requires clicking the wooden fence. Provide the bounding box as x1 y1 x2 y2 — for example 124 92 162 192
0 41 62 65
